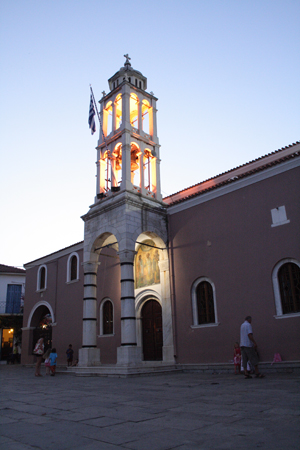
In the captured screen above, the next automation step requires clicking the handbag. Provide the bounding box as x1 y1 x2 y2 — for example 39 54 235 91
33 342 44 355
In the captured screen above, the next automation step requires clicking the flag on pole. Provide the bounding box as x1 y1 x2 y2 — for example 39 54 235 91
88 94 96 135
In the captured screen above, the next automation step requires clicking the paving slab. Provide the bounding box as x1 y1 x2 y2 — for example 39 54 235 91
0 365 299 449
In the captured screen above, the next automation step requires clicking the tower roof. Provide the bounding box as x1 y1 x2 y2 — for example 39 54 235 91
108 55 147 91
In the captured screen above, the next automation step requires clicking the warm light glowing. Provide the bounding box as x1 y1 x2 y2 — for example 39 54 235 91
130 94 139 127
142 100 151 134
103 101 113 136
8 328 14 334
112 143 122 187
144 149 153 191
131 143 142 185
115 94 122 129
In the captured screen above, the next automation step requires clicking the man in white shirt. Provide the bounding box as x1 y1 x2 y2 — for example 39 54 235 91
240 316 265 379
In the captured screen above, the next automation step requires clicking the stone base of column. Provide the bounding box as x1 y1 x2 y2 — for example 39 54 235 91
117 345 142 366
163 345 175 363
78 348 101 367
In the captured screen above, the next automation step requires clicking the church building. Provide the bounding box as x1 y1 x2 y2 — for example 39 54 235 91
22 58 300 374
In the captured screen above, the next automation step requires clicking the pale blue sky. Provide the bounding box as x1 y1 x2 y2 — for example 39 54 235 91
0 0 299 267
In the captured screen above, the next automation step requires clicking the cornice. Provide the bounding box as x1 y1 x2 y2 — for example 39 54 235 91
82 191 167 222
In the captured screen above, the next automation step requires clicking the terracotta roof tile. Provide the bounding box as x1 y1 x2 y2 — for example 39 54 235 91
0 264 26 274
163 141 300 207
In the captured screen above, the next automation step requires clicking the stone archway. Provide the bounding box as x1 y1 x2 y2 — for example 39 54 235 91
28 302 54 353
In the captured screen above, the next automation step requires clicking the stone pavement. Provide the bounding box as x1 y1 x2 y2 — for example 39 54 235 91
0 365 299 450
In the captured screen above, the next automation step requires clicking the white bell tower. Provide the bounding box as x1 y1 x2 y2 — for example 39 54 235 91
79 56 172 370
95 54 162 201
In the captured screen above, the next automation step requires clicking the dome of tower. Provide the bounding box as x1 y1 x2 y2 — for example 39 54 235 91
108 55 147 91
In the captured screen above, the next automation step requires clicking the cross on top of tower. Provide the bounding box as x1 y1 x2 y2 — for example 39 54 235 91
124 54 131 67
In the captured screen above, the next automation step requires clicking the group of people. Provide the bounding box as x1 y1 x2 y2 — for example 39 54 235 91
33 340 76 377
234 316 265 378
33 316 264 379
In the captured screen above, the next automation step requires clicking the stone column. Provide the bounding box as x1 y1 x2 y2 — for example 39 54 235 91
154 147 162 201
121 132 132 191
117 249 142 365
78 260 101 366
159 258 175 363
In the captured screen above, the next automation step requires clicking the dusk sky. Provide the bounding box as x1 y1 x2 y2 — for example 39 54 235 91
1 0 299 268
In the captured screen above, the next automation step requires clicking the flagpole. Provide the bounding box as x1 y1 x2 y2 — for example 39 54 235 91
89 85 109 153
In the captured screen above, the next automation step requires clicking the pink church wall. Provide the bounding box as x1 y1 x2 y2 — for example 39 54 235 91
22 246 122 366
169 167 300 364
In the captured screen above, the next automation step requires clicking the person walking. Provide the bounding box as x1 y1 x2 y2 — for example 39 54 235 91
33 337 44 377
240 316 265 379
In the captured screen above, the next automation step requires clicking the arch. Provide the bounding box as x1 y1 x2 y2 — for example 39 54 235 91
272 259 300 317
37 265 47 291
142 99 151 134
27 301 55 328
112 143 122 188
130 93 139 128
67 252 80 282
115 94 122 129
28 302 54 353
131 142 142 186
104 100 113 136
191 277 218 327
90 232 119 256
143 148 155 192
99 298 114 335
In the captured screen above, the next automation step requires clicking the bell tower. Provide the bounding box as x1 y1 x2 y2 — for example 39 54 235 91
95 54 162 201
79 57 173 370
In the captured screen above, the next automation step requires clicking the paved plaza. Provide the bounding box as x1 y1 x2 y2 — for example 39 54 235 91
0 365 299 449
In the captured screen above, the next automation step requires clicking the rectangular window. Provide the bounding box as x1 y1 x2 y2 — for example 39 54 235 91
6 285 22 314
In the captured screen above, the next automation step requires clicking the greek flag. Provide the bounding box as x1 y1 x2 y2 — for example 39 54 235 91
88 94 96 135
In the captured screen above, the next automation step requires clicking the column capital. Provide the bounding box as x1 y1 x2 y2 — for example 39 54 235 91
118 249 136 265
81 261 101 273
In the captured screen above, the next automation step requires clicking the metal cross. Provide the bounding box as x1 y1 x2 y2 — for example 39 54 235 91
124 54 131 64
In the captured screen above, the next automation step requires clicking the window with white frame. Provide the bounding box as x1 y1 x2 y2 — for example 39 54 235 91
191 277 218 327
100 299 114 335
37 265 47 291
67 253 79 283
272 259 300 317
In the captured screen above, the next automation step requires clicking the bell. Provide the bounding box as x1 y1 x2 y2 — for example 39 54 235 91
131 161 139 171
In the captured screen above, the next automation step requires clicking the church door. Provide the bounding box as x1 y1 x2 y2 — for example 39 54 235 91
142 300 163 361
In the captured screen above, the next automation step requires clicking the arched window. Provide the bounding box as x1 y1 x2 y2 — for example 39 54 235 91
112 143 122 188
191 277 218 327
70 255 77 280
131 142 141 186
142 99 151 134
37 265 47 291
100 299 114 335
115 94 122 129
67 253 79 283
130 93 139 128
103 101 112 136
273 260 300 317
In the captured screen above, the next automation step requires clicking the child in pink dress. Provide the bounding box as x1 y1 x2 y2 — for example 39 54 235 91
233 342 242 374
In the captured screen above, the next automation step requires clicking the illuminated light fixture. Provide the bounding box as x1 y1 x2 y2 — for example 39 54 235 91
8 328 14 334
